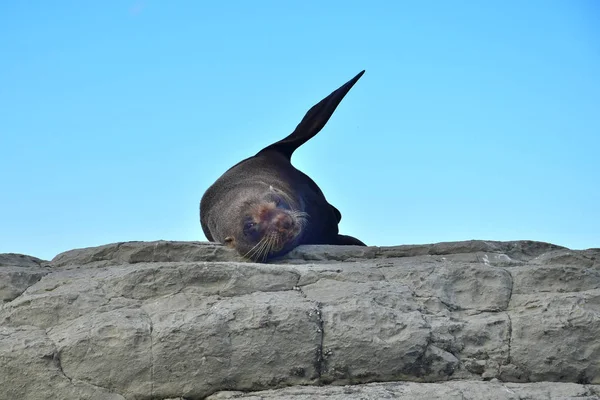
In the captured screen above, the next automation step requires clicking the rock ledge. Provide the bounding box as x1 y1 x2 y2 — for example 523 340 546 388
1 240 598 400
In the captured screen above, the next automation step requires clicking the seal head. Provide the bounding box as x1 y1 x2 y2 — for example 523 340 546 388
223 184 308 261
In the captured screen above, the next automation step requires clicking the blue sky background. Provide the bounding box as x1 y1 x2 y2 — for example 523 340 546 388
1 1 598 260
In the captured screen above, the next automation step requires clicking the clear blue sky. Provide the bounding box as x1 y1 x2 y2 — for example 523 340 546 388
1 1 598 260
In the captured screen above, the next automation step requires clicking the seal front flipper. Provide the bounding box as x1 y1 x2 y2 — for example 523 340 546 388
258 70 365 160
336 234 366 246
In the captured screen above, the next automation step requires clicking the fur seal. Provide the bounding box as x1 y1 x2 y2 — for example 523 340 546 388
200 70 366 262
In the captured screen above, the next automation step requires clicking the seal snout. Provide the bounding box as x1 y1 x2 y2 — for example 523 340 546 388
274 213 294 232
258 206 295 233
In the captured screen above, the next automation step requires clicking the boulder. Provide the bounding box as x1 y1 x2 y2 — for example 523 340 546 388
1 240 598 399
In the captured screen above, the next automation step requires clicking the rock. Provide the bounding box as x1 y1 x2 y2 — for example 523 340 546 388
0 253 49 303
0 253 47 268
0 325 125 400
506 289 600 383
207 381 600 399
140 291 320 398
50 240 243 268
1 240 598 399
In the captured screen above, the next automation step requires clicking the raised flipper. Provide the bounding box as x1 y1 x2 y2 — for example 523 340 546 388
258 70 365 160
336 234 366 246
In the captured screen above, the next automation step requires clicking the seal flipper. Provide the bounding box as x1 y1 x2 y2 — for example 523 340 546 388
336 234 366 246
258 70 365 160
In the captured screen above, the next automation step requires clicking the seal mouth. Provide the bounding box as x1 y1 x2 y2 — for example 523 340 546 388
242 209 308 262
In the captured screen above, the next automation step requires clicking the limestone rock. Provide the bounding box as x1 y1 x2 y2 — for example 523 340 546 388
1 240 598 399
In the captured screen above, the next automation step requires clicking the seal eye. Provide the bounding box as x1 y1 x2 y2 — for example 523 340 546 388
243 221 256 235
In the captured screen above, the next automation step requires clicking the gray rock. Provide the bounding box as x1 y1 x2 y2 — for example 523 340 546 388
0 253 49 303
145 291 320 398
507 289 600 383
207 381 600 399
0 325 125 400
0 253 46 268
1 239 598 399
50 240 242 268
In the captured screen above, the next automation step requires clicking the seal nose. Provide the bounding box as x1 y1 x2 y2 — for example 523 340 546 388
274 213 293 231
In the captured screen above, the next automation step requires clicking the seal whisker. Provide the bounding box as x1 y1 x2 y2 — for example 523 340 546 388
266 233 278 261
243 240 261 259
291 210 309 229
291 210 309 218
257 232 275 262
259 237 270 262
258 235 272 262
261 233 275 262
244 235 268 260
253 239 270 261
253 236 267 262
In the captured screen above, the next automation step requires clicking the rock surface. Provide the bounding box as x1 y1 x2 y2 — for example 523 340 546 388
1 240 599 400
0 253 49 303
207 381 600 399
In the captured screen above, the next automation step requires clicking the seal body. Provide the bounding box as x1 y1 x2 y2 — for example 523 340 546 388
200 71 366 262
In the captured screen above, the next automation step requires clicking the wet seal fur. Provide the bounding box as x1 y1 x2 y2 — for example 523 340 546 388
200 70 366 262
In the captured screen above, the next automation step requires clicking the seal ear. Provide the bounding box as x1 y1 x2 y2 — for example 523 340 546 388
258 70 365 160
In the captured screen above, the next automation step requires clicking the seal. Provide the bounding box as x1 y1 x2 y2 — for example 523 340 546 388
200 70 366 262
